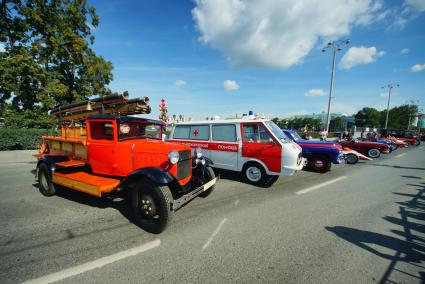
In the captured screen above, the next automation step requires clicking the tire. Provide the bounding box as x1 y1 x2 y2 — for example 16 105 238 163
131 180 173 234
367 148 381 158
415 140 420 146
308 156 331 173
38 163 56 196
345 153 359 164
242 163 269 187
199 166 216 198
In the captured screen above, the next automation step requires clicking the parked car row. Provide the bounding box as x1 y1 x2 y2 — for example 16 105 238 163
169 118 420 179
33 95 420 234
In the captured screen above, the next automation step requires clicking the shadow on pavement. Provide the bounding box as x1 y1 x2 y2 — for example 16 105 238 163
370 164 425 171
326 182 425 283
31 181 134 228
401 175 422 179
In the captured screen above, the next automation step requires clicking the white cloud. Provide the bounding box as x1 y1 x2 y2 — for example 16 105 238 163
304 89 326 97
0 42 5 52
223 80 240 91
405 0 425 12
401 48 409 54
389 0 425 30
175 80 187 87
192 0 383 69
410 63 425 72
339 46 385 70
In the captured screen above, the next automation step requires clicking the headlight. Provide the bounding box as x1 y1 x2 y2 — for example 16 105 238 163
168 150 179 164
195 148 203 159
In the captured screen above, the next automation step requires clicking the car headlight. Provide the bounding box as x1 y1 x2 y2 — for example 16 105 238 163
168 150 179 164
195 148 203 159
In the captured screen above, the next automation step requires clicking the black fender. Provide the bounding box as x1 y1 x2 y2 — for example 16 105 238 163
36 155 69 173
119 167 175 189
202 157 214 167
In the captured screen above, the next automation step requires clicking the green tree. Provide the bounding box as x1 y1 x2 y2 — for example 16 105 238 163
0 0 113 127
354 107 381 128
380 104 418 130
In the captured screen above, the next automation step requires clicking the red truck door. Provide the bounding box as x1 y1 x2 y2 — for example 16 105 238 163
241 123 281 173
87 120 119 175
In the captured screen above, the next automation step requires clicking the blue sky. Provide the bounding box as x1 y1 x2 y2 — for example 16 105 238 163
88 0 425 120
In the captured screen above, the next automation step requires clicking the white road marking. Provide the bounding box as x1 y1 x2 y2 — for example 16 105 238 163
296 176 347 195
22 239 161 284
202 218 227 250
234 199 239 206
395 153 406 158
419 146 423 150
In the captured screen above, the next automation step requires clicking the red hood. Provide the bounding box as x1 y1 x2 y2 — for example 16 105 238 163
340 141 389 149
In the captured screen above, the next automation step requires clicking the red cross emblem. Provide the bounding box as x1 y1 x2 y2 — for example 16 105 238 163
193 129 199 136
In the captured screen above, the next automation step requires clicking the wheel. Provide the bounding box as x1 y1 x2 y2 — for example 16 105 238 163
390 144 398 151
308 156 331 173
199 166 216 198
131 180 173 234
345 153 359 164
415 140 420 146
38 163 56 196
367 148 381 158
242 163 269 186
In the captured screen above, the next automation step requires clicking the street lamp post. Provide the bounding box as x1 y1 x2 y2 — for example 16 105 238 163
322 39 351 133
381 83 400 129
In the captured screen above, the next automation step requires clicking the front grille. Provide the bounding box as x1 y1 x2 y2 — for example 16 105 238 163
177 150 191 180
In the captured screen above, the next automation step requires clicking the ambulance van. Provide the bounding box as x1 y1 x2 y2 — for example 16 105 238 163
169 119 305 186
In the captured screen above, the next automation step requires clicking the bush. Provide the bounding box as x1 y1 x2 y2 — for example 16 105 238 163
0 128 58 150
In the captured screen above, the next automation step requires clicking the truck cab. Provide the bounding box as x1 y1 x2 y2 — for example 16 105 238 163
34 94 218 234
283 129 345 173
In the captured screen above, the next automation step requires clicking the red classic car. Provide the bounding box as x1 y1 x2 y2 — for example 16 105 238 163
395 137 419 146
339 139 390 158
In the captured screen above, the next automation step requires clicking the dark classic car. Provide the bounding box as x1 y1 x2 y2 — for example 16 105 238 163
339 139 390 158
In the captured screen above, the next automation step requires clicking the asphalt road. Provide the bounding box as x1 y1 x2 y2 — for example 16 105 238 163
0 145 424 283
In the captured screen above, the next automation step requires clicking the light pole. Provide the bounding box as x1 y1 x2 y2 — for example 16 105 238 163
322 39 351 133
381 83 400 129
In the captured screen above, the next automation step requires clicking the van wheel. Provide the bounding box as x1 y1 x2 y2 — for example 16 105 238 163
199 166 215 198
131 180 173 234
243 163 269 187
345 153 359 164
367 148 380 158
38 163 56 196
308 156 331 173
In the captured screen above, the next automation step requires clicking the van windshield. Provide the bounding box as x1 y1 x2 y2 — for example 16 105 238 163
266 121 290 143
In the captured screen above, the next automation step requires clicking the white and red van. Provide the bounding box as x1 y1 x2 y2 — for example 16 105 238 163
169 119 305 186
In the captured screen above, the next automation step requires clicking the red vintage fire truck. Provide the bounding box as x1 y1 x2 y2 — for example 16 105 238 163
33 93 218 233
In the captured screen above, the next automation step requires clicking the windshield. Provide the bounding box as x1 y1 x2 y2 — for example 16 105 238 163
265 121 290 143
291 131 303 141
118 122 162 141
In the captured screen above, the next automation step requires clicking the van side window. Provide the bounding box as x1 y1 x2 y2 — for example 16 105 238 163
189 125 209 140
173 126 190 139
90 121 114 140
173 125 210 141
212 124 236 142
243 124 272 143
